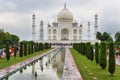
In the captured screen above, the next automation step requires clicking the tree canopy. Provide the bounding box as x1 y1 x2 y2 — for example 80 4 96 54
96 32 113 42
0 32 20 48
115 31 120 42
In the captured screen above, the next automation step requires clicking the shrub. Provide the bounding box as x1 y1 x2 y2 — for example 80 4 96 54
24 43 27 56
31 42 34 54
6 43 10 61
95 42 99 64
14 46 17 58
108 42 115 75
28 43 31 55
19 42 23 57
90 45 94 61
86 42 91 59
99 41 107 70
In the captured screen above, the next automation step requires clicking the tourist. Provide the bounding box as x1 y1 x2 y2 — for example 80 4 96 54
0 48 3 58
115 47 119 58
35 71 37 80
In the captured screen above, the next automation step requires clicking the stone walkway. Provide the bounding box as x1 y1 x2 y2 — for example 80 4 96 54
0 49 57 79
62 48 83 80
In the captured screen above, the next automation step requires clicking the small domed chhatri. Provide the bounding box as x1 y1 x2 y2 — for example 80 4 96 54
57 3 73 22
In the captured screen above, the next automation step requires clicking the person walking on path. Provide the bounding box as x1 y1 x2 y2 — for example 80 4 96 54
35 71 37 80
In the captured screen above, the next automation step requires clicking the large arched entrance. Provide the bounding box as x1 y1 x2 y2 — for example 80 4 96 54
61 29 69 40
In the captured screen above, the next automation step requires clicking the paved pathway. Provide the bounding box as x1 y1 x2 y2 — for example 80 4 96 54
0 49 57 79
62 48 83 80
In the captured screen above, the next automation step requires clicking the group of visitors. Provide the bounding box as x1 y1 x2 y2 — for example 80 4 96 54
0 47 19 58
115 47 120 58
0 48 6 58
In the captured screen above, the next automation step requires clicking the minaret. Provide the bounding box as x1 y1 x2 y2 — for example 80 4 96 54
87 22 90 41
32 14 36 41
80 24 83 41
64 3 66 8
94 14 98 40
40 20 44 41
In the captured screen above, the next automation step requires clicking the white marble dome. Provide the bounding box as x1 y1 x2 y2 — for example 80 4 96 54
57 6 73 22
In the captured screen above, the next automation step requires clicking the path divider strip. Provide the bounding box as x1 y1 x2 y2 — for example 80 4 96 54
62 48 83 80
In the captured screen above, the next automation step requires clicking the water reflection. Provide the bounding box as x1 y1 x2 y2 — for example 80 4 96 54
3 48 65 80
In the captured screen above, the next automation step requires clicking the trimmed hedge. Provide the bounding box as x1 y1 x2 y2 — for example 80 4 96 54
95 42 99 64
6 43 10 61
90 45 94 61
108 42 115 75
19 42 23 57
99 41 107 70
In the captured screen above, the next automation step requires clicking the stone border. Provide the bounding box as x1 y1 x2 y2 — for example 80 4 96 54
62 48 83 80
0 48 58 79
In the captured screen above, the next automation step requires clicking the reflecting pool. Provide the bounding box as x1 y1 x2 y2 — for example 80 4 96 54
3 48 65 80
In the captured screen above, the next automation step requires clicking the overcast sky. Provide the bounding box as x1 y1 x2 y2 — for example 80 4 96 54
0 0 120 41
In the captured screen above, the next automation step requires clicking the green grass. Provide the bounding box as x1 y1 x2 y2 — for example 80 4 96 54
70 48 120 80
0 49 51 69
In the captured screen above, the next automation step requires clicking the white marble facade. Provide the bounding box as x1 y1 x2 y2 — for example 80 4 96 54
47 4 83 42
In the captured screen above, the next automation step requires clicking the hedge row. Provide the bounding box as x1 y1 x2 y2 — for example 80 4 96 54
73 41 115 75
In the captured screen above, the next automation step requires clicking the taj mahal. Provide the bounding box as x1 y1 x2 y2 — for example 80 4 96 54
32 4 98 45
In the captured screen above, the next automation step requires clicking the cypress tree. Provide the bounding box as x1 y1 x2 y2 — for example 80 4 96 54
34 43 36 52
99 41 107 70
95 42 99 64
45 43 49 49
6 43 10 61
108 42 115 75
24 43 27 56
19 42 23 57
86 42 91 60
28 43 31 55
31 42 33 54
90 45 94 61
39 43 41 51
78 43 81 53
37 43 39 51
41 43 44 50
83 43 86 55
14 46 17 58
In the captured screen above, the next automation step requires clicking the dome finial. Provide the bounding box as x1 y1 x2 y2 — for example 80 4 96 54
64 2 66 8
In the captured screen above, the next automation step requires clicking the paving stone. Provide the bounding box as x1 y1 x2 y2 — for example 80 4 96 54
62 48 83 80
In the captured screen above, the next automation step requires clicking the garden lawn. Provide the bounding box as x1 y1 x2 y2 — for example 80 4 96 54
0 49 51 69
70 48 120 80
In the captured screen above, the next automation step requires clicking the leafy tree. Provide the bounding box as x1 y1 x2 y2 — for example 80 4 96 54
95 42 99 64
96 31 102 40
99 41 107 70
101 32 113 41
108 42 115 75
115 31 120 42
11 34 20 45
96 32 113 41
